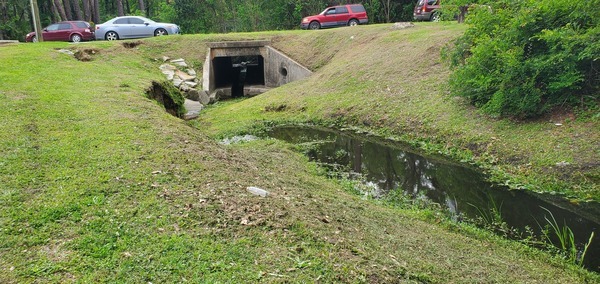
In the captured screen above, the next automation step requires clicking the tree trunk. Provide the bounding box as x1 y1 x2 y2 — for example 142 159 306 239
457 5 468 23
0 0 7 40
82 0 90 21
92 0 100 24
72 0 83 20
380 0 391 23
138 0 145 15
116 0 124 16
62 0 73 20
124 0 130 14
53 0 68 20
50 0 60 23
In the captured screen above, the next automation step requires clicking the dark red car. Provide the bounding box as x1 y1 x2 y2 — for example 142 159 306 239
413 0 441 21
301 4 368 30
25 21 95 43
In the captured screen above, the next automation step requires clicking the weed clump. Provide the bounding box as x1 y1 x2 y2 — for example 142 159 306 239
74 48 99 61
123 41 143 49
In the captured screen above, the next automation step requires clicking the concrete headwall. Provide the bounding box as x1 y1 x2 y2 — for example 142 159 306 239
202 40 312 97
264 46 313 88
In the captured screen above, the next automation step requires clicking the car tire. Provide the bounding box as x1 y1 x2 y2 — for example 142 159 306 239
71 34 82 43
154 28 168 36
105 31 119 41
32 35 37 43
431 11 441 22
309 21 320 30
348 19 359 26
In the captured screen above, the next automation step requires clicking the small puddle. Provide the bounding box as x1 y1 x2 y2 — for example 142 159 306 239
264 125 599 271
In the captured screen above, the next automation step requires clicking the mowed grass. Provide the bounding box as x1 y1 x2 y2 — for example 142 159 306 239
0 27 598 282
192 23 599 202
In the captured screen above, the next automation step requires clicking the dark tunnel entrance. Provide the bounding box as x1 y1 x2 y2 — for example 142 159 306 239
212 55 265 98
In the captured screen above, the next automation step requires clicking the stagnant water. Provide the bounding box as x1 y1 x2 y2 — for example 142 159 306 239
264 125 599 271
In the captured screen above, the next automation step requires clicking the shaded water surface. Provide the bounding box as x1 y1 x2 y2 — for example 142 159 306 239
266 125 600 271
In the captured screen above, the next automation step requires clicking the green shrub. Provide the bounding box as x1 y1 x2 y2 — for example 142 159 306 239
444 0 600 118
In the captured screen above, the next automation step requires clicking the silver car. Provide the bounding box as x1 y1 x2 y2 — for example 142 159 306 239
95 16 180 41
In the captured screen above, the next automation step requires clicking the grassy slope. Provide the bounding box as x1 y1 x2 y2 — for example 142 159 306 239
0 25 597 282
191 23 599 202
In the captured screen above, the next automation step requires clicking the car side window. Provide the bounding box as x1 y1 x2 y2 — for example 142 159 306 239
427 0 437 5
337 6 348 14
74 22 89 28
129 18 145 25
46 24 59 31
349 5 366 13
58 23 71 30
114 18 128 24
325 8 336 15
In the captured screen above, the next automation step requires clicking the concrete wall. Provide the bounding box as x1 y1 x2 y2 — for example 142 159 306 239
264 46 313 88
202 52 212 94
202 41 312 97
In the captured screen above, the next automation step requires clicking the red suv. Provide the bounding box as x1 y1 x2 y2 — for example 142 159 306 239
301 4 368 30
413 0 441 21
25 21 95 43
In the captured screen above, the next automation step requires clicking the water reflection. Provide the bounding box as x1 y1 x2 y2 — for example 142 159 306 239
266 125 599 271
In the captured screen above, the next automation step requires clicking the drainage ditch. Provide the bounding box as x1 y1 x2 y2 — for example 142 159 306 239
261 125 600 271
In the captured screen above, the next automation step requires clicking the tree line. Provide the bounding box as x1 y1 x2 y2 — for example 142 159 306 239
0 0 418 40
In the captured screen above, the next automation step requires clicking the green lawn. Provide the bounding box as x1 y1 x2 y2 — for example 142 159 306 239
0 24 598 282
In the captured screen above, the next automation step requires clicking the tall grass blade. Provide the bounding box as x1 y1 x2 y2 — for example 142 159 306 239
540 206 589 266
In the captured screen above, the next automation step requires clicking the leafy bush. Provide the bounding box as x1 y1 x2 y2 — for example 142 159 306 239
444 0 600 118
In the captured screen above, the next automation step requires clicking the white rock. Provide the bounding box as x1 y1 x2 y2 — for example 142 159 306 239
183 99 203 120
58 49 74 55
391 22 415 30
172 78 183 87
176 70 196 81
184 81 198 88
171 58 188 67
162 70 175 80
198 90 210 105
159 64 177 71
179 83 191 92
247 187 269 197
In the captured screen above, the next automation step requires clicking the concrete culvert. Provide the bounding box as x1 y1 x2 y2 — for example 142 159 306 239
204 40 313 99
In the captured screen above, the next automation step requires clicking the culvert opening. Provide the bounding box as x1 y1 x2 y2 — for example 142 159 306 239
212 55 265 98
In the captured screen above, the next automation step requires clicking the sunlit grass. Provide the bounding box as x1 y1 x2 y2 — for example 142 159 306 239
0 25 598 282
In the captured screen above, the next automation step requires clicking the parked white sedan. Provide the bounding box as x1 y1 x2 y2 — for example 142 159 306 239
95 16 180 41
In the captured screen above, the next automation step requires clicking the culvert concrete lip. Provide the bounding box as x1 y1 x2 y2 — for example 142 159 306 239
206 40 271 48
